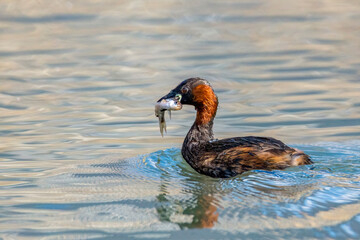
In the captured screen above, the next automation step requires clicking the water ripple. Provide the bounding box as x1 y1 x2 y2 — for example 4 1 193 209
0 14 97 23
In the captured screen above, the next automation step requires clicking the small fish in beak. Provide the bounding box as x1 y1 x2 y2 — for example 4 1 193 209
155 95 182 137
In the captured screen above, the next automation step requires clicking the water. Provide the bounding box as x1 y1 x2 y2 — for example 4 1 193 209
1 0 360 239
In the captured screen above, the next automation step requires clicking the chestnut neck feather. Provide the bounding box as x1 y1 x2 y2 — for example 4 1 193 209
192 85 218 126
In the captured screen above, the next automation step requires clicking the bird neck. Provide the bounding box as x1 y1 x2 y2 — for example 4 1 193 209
181 109 216 168
187 119 215 144
192 84 218 126
184 92 218 148
181 119 214 170
181 84 218 167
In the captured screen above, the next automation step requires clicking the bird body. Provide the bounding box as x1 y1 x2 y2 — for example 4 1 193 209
156 78 312 178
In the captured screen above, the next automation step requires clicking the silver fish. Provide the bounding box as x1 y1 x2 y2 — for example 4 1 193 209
155 98 182 137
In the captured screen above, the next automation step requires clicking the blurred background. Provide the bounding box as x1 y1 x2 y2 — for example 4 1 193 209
0 0 359 239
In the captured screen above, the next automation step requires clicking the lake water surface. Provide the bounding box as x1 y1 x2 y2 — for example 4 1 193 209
1 0 360 239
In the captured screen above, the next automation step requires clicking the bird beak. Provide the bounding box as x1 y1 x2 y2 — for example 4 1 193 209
155 92 182 137
157 91 176 103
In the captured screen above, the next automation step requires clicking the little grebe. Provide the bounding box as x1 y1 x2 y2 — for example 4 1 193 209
156 78 312 178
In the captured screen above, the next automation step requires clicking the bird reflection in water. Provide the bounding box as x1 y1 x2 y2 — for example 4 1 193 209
155 166 316 229
156 180 221 229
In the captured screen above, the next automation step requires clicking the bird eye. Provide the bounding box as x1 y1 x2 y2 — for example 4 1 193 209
181 87 189 94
